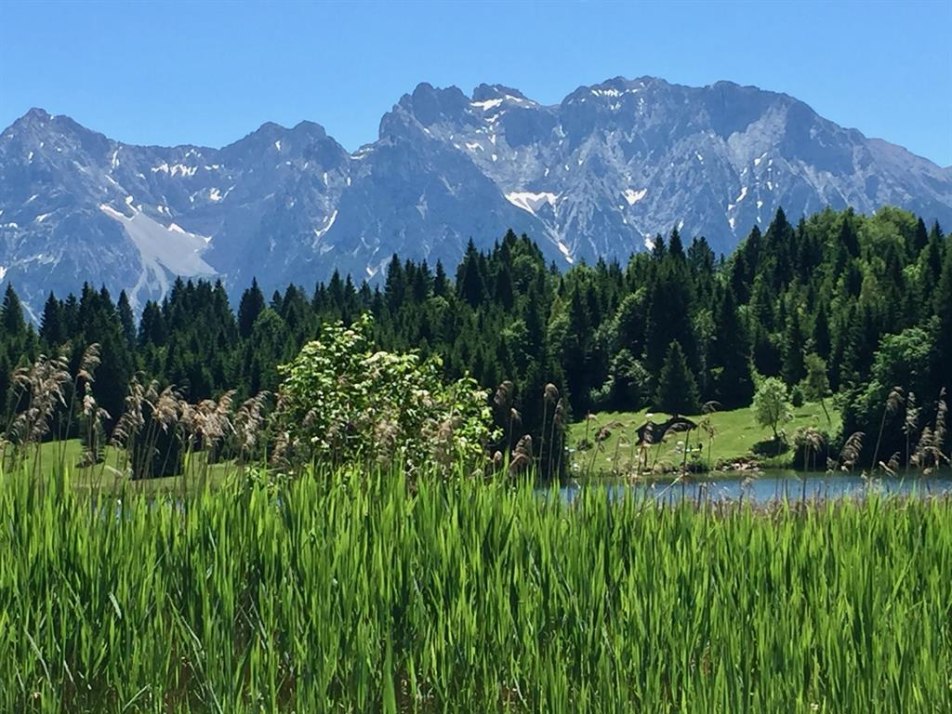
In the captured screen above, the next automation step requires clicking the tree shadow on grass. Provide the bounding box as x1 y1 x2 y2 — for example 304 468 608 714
751 438 790 458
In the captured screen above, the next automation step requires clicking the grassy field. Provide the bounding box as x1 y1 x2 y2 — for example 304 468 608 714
568 401 841 475
6 439 238 493
1 469 949 712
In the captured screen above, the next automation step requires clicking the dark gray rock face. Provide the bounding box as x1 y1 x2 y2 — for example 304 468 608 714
2 77 950 313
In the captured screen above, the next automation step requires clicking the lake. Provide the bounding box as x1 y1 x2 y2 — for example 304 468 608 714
561 470 952 505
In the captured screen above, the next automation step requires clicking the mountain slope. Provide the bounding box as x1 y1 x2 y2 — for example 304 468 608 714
2 77 950 312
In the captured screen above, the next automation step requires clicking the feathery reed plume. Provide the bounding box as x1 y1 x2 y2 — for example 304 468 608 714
872 386 904 473
153 386 182 430
235 391 272 464
884 452 900 475
603 420 626 472
110 375 145 451
270 427 291 471
540 383 560 479
127 384 185 480
78 383 110 467
588 417 613 474
492 380 514 424
912 426 934 473
5 353 71 474
186 390 236 463
912 390 950 474
903 391 919 473
490 380 517 453
839 431 865 473
110 376 170 479
935 389 947 451
548 398 565 481
58 342 103 465
492 450 504 473
795 426 827 472
508 434 532 477
583 411 598 448
699 414 718 471
77 343 102 383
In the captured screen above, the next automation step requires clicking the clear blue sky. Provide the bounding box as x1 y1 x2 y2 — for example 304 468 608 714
2 0 950 165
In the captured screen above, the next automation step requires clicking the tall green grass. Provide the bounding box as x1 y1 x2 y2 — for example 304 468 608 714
1 468 950 712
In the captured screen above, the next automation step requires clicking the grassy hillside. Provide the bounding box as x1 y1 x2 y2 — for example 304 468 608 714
568 401 840 475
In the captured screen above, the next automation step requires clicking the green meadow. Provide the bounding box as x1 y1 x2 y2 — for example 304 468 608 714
568 401 840 475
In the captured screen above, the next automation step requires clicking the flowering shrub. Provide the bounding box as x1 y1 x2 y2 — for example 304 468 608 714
275 314 495 476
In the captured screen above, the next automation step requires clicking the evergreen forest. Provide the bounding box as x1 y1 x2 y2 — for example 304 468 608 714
0 205 949 472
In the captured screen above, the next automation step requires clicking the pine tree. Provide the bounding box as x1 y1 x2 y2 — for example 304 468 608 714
117 290 136 348
384 255 406 312
561 286 594 414
839 209 861 259
668 227 684 260
911 217 929 254
656 341 699 414
456 240 486 308
138 302 167 347
644 265 697 377
237 278 265 340
781 308 806 386
812 303 831 360
933 239 952 400
39 292 64 347
493 262 514 310
433 260 449 297
752 324 782 378
710 285 753 408
610 290 647 358
1 284 25 336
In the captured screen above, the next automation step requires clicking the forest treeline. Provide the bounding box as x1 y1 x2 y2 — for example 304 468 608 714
0 205 949 468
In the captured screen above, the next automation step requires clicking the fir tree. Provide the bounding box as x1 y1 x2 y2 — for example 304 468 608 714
933 239 952 400
238 278 265 339
1 284 25 336
781 308 807 386
39 292 64 347
117 291 136 348
710 285 753 408
812 303 831 360
456 240 486 307
656 341 699 414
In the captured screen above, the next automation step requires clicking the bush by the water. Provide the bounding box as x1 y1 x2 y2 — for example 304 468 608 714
275 314 496 475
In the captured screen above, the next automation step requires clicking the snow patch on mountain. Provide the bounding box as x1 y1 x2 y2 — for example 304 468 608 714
99 202 216 307
312 210 338 245
505 191 558 215
151 163 197 177
472 98 504 112
623 188 647 206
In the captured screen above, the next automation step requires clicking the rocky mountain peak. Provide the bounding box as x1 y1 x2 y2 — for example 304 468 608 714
1 77 950 317
471 84 531 103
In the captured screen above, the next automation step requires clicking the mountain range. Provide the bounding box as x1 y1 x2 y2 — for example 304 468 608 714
2 76 950 315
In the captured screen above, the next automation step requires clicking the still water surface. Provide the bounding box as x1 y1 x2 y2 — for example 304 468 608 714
562 470 952 505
